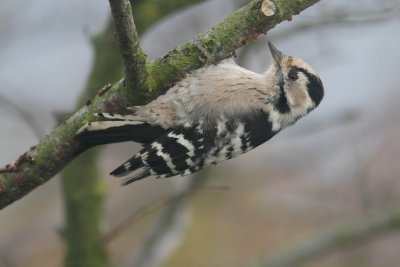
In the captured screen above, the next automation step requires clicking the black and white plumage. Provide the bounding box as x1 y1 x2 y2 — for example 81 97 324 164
75 42 324 185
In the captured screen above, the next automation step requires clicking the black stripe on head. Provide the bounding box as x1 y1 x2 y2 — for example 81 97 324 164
275 79 291 114
292 67 324 107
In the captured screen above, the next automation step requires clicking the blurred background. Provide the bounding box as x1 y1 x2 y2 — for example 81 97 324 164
1 0 400 266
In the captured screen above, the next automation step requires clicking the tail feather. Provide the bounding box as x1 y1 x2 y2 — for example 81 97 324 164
110 155 151 185
95 112 145 121
120 168 151 185
110 156 144 177
74 121 166 146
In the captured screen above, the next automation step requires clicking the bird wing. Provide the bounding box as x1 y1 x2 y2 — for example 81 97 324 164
110 124 205 185
110 109 277 184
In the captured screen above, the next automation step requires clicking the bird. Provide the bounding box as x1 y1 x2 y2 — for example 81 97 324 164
75 42 324 185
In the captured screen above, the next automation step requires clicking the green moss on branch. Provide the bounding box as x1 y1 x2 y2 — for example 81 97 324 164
109 0 148 95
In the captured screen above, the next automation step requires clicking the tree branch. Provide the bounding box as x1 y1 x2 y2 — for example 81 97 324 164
108 0 147 95
0 0 321 210
250 211 400 267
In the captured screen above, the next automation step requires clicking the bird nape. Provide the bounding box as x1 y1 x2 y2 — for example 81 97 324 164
74 42 324 185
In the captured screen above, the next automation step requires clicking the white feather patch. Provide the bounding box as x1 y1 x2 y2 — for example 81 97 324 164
76 120 146 133
231 123 245 156
216 116 227 136
123 161 132 170
268 109 282 131
95 112 145 121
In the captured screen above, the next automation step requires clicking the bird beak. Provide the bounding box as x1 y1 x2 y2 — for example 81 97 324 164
268 41 284 62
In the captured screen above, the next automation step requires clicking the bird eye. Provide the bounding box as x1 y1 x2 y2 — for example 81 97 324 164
288 69 298 81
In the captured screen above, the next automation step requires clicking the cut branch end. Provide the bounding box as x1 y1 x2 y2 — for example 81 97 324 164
261 0 276 17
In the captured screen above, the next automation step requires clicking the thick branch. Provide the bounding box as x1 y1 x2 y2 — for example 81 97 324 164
251 211 400 267
108 0 147 93
0 0 321 210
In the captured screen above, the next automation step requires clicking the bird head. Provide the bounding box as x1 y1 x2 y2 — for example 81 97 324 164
267 42 324 118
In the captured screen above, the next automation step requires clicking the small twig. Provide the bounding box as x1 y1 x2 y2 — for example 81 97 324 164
249 211 400 267
104 183 229 243
274 9 399 40
108 0 147 94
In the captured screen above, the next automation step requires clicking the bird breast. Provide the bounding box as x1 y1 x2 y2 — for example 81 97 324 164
136 60 274 128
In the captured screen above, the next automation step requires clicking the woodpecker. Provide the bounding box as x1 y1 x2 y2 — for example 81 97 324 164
75 42 324 185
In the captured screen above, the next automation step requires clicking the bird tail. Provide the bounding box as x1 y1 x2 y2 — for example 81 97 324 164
74 112 165 146
120 169 151 185
109 155 151 185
